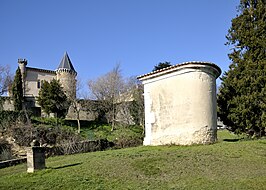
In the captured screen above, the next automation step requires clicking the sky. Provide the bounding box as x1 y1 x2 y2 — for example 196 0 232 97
0 0 239 93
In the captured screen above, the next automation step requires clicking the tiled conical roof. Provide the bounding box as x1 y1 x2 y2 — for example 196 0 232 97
57 52 76 72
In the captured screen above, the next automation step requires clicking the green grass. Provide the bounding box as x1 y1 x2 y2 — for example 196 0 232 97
0 130 265 190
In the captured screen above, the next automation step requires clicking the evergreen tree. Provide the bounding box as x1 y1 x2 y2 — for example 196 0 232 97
217 0 266 137
11 67 23 111
37 79 70 118
153 62 172 71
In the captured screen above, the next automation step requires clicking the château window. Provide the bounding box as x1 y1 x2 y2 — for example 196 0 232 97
37 80 41 89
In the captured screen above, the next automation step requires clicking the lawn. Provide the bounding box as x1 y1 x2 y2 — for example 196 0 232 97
0 130 265 190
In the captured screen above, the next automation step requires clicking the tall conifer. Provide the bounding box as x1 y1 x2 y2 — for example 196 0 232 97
12 67 23 111
218 0 266 137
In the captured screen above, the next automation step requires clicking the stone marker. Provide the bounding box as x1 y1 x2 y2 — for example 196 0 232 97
27 140 45 173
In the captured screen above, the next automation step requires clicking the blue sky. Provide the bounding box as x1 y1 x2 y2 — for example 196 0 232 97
1 0 239 92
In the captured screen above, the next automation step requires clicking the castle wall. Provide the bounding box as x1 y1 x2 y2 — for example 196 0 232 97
24 69 56 97
139 62 221 145
65 106 98 121
1 97 14 111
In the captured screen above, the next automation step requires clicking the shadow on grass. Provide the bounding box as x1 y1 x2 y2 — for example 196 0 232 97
223 139 240 142
258 141 266 144
51 162 82 170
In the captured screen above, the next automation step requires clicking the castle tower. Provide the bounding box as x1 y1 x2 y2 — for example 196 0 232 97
18 58 27 96
56 52 77 98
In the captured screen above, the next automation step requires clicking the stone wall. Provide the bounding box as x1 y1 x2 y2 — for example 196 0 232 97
0 158 26 169
65 105 98 121
1 97 13 111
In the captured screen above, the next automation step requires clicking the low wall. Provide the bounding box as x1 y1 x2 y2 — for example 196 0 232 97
0 139 114 169
0 157 27 169
45 139 114 157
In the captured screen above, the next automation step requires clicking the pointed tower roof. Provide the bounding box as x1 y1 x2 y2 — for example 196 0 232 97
57 52 76 73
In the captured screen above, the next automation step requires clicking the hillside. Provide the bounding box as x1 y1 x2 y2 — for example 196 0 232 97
0 131 265 190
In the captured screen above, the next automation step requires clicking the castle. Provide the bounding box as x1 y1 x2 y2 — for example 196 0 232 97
16 52 77 116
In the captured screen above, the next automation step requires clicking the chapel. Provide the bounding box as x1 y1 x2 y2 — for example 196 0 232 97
138 61 221 145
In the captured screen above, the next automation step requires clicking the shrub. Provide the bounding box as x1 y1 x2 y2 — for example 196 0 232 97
0 139 13 161
9 124 34 146
93 125 112 140
0 148 13 161
0 111 27 130
32 124 81 147
31 117 65 126
112 127 143 148
93 125 144 148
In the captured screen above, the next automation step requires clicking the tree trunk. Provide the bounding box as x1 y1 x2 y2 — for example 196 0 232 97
111 102 115 131
77 119 81 133
77 111 81 133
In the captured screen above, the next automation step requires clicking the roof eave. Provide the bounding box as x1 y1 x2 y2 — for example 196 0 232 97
137 61 221 81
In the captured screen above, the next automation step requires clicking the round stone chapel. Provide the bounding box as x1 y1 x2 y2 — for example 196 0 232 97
138 62 221 145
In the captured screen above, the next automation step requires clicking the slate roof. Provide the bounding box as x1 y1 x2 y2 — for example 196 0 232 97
57 52 76 72
27 67 56 74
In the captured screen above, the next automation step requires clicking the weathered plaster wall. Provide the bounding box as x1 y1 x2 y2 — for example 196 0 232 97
140 63 221 145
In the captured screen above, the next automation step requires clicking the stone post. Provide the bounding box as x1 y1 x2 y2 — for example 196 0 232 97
27 140 45 173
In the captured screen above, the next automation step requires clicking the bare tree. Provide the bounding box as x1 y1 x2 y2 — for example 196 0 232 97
66 77 83 133
0 65 12 111
0 65 12 96
88 64 125 131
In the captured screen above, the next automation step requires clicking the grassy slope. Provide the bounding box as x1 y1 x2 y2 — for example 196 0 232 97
0 131 265 190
